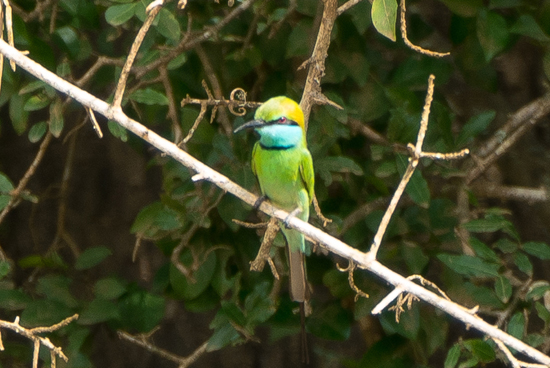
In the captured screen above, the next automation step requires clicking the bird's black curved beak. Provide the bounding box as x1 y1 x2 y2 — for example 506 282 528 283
233 119 267 133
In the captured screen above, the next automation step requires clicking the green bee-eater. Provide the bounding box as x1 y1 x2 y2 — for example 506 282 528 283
234 96 314 304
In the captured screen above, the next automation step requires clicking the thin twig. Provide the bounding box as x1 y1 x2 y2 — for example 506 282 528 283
159 67 182 143
0 132 53 226
0 314 78 365
195 44 232 136
135 0 256 79
465 93 550 185
112 3 162 108
118 330 209 367
337 0 365 16
473 184 549 203
299 0 339 128
400 0 449 57
249 217 280 279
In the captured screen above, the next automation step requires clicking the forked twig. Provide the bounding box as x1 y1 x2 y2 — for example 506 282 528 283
368 75 468 260
0 314 78 368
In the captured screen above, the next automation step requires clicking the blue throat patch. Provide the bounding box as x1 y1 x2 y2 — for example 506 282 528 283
256 125 303 149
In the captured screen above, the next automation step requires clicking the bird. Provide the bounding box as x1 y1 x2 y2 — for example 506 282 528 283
234 96 314 361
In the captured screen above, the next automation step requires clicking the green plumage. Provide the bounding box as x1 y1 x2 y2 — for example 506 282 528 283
235 96 314 303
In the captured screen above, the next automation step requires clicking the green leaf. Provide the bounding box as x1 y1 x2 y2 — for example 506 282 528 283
108 120 128 142
131 201 181 235
379 302 420 340
157 8 180 42
129 88 169 105
10 94 29 134
323 269 353 298
510 15 550 42
374 160 397 178
94 277 128 300
167 52 187 70
439 0 483 17
396 155 430 207
308 303 352 340
19 80 48 95
221 300 247 327
456 110 495 147
402 242 429 274
526 333 546 348
37 275 78 308
463 339 495 363
20 299 74 327
507 312 524 340
24 95 50 111
105 3 137 26
0 289 32 310
535 302 550 324
75 246 112 270
28 121 48 143
54 26 81 59
494 238 517 253
286 19 312 58
476 10 509 62
526 281 550 301
0 260 10 280
118 290 165 332
0 172 14 211
445 344 461 368
348 0 372 34
514 252 533 276
522 242 550 260
49 99 64 138
462 217 510 233
371 0 397 41
206 322 240 352
469 237 499 262
170 250 217 300
437 254 499 277
494 276 512 303
243 282 277 325
79 299 120 325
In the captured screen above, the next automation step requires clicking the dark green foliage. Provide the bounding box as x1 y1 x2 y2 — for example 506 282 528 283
0 0 550 367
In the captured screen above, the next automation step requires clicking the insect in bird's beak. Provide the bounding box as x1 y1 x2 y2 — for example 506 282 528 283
233 119 267 133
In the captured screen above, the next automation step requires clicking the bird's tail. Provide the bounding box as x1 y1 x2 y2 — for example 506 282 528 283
288 247 309 302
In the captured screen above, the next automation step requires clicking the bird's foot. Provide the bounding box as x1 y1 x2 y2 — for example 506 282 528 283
253 195 267 210
283 207 302 229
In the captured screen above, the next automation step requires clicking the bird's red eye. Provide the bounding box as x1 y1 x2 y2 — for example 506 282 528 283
278 117 287 123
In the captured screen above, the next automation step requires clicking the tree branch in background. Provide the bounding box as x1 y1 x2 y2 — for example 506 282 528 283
118 330 209 368
399 0 450 57
195 44 233 136
134 0 257 79
299 0 341 128
0 314 78 368
466 93 550 185
112 2 162 109
0 131 52 226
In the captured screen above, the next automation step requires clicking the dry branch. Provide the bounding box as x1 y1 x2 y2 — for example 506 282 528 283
299 0 339 127
0 314 78 368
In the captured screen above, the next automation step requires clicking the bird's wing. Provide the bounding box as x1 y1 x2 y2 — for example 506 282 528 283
251 141 260 177
299 149 315 203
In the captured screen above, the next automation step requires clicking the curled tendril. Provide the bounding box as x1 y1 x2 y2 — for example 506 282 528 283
229 88 247 116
